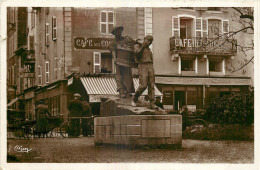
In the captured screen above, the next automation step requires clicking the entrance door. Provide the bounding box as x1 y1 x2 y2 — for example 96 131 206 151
174 91 186 111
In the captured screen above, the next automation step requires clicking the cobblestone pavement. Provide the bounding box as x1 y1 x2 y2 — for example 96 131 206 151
6 135 254 163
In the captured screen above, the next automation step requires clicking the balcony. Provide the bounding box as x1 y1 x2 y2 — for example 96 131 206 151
170 37 237 56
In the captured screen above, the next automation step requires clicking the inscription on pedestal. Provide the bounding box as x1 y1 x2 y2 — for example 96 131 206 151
141 119 171 138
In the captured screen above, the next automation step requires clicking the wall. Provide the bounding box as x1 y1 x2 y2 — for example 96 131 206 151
152 7 253 79
71 7 138 74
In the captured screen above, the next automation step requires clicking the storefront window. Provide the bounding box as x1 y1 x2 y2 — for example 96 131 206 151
49 95 60 116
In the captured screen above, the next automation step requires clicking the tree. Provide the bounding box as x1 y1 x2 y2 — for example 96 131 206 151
204 7 254 73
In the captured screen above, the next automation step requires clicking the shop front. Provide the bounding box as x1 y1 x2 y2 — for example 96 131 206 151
156 76 252 111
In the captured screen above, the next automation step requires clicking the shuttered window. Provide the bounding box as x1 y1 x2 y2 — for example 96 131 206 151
45 23 50 46
172 16 180 37
52 16 57 40
45 62 49 83
195 18 202 37
93 52 101 73
100 11 114 34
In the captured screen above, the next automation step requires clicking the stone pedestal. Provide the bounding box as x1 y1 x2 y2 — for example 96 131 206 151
94 97 182 148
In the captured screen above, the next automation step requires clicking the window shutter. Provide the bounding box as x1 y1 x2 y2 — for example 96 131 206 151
38 65 42 86
202 19 208 38
93 52 101 73
45 23 50 46
108 11 114 34
222 20 229 37
52 16 57 40
196 18 202 37
45 62 49 83
101 11 107 34
172 16 179 37
31 11 35 28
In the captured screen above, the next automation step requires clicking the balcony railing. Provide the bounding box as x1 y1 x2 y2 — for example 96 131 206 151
170 37 237 56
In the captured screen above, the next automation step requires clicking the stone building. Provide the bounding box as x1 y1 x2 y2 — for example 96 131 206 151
151 7 253 111
7 7 253 120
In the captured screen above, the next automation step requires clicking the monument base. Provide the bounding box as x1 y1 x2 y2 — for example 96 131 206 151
94 114 182 148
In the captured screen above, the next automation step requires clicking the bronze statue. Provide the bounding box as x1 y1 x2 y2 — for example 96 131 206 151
132 35 156 109
108 26 135 98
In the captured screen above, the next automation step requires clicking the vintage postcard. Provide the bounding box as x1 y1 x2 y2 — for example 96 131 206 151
0 0 259 169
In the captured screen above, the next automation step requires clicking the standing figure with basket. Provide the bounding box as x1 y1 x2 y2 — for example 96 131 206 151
108 26 136 98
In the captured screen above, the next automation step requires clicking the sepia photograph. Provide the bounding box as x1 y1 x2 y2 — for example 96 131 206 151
1 0 259 169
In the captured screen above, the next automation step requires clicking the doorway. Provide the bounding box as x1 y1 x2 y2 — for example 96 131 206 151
174 91 186 111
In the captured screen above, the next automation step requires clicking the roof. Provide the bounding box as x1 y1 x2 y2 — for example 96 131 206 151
80 77 163 96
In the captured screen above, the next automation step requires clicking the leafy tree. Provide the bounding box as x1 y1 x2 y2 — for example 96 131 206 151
205 88 254 125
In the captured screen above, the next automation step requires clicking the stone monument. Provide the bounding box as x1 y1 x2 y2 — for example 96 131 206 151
94 34 182 149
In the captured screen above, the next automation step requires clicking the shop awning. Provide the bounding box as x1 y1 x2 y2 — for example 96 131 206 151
7 97 19 107
80 77 162 102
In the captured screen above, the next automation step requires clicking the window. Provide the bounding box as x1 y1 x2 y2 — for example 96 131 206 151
101 53 113 73
52 16 57 40
208 19 221 38
31 10 35 28
222 20 229 37
54 57 58 79
100 11 114 34
38 65 42 86
45 61 50 83
187 91 197 105
49 95 60 116
180 19 192 39
181 56 195 71
93 52 101 73
209 58 222 72
29 36 34 50
45 23 50 46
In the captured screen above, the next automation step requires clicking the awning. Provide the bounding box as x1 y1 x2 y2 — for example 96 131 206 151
80 77 162 102
155 76 252 86
7 97 18 107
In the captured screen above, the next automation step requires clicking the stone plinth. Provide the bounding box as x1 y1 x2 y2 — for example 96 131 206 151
94 97 182 148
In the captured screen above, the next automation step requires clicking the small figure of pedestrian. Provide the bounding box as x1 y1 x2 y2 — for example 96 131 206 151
81 99 92 137
155 96 164 109
68 93 83 137
35 100 51 138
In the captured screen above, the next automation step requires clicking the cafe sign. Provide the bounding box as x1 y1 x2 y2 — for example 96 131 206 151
170 37 237 55
74 37 113 50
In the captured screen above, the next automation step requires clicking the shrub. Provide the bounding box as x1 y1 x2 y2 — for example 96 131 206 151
205 88 254 125
183 124 254 141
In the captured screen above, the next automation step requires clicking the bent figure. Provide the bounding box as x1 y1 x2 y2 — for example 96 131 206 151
108 26 135 98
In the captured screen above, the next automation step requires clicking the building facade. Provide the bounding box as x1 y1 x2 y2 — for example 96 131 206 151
7 7 253 121
152 7 253 111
